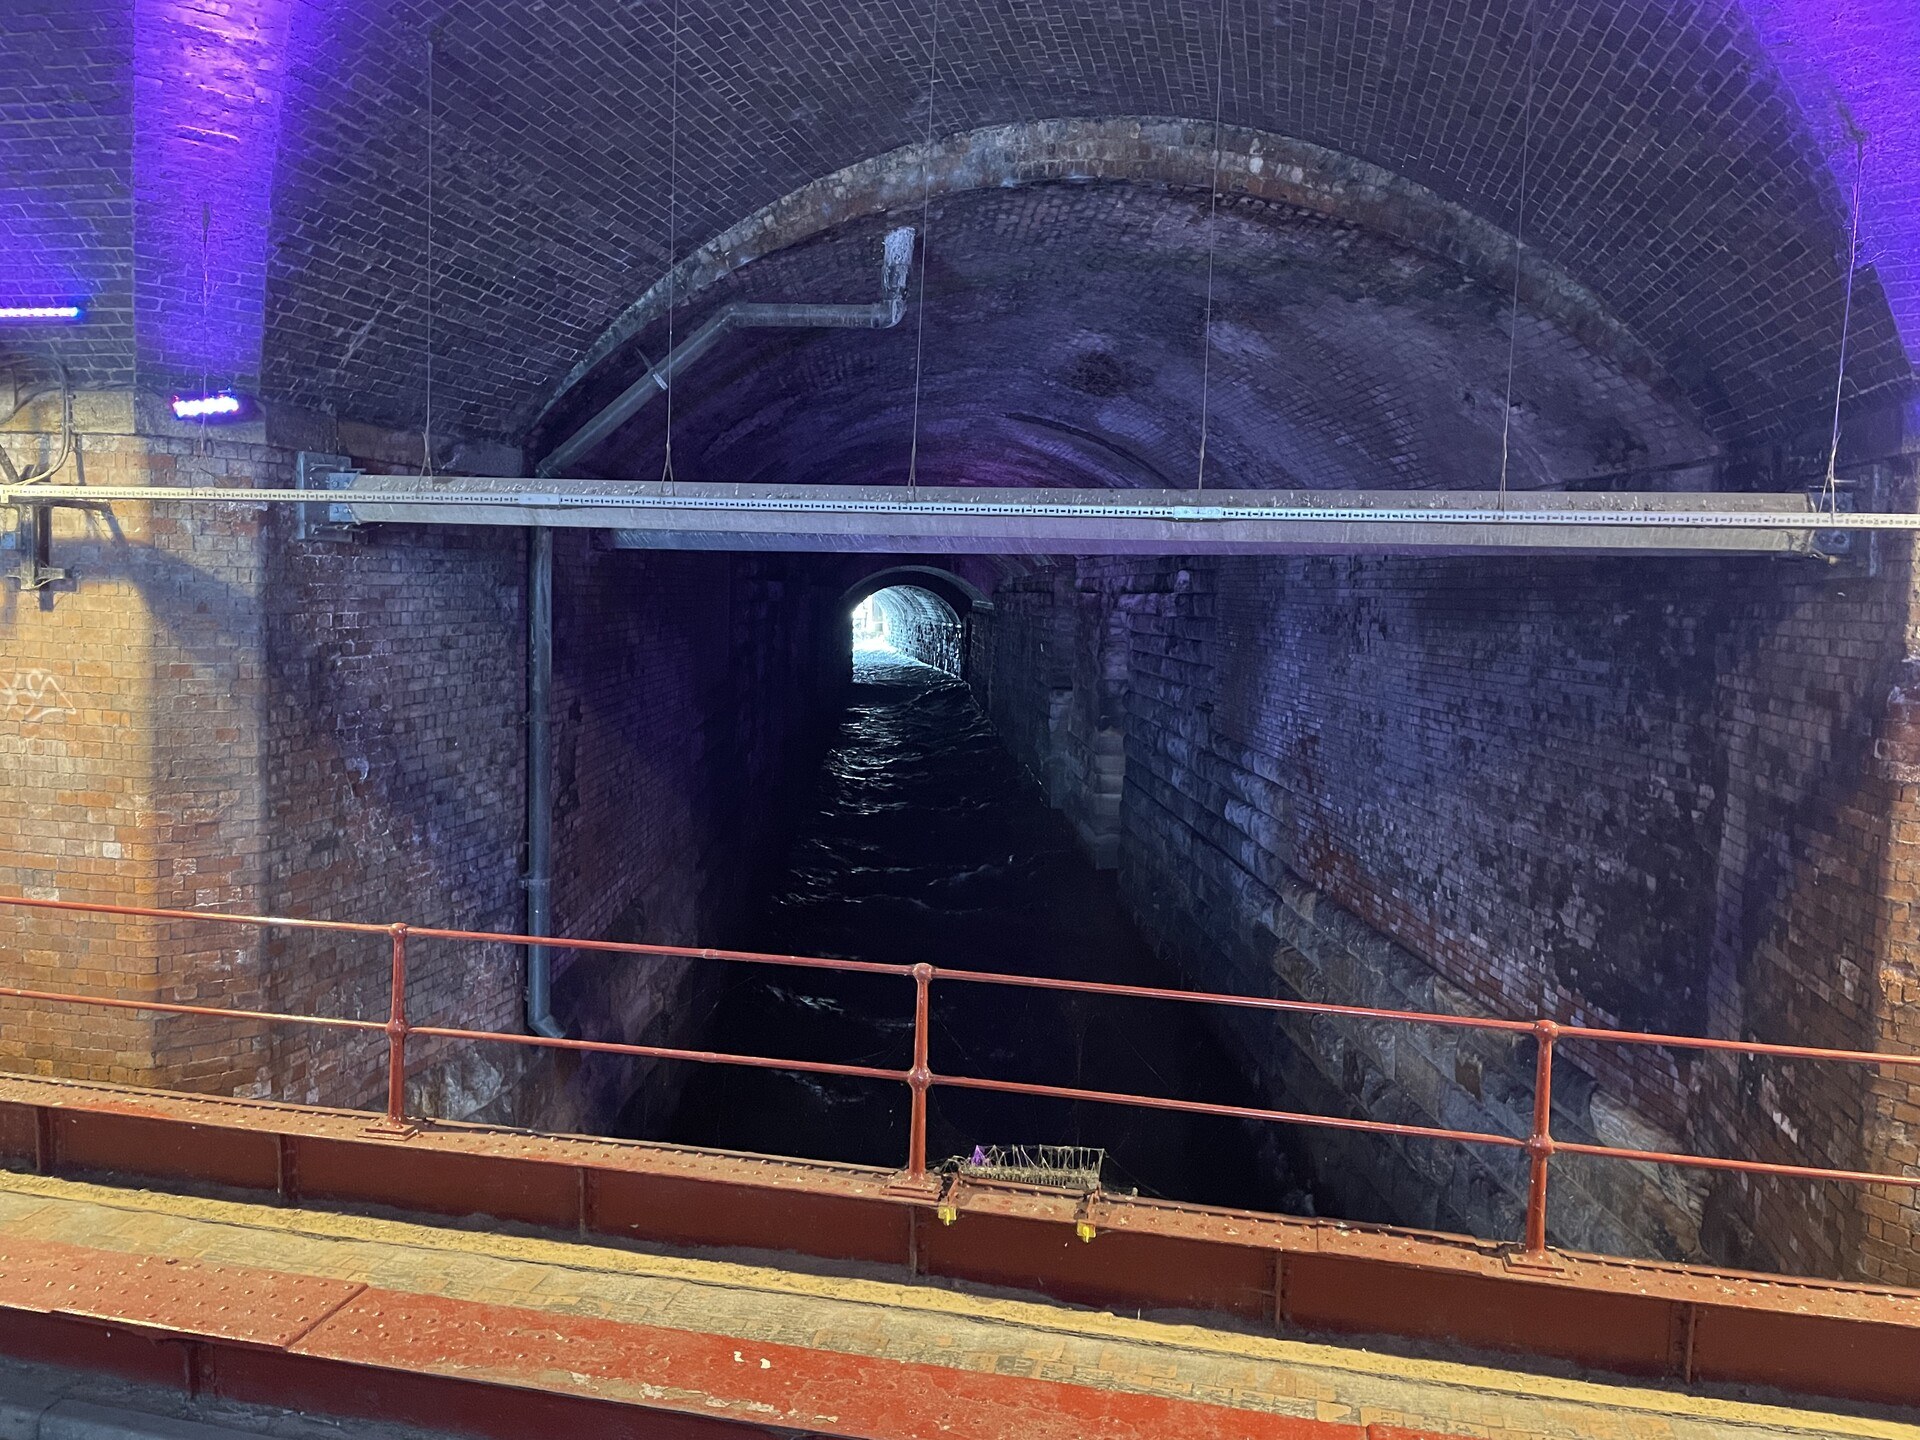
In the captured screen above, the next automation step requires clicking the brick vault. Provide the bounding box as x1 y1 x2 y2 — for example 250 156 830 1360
2 0 1918 1294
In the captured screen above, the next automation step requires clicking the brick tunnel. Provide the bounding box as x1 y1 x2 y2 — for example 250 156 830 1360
4 2 1920 1434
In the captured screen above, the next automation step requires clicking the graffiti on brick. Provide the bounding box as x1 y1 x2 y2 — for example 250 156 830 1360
2 670 76 724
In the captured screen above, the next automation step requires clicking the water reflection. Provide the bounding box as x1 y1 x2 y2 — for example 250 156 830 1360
658 648 1286 1209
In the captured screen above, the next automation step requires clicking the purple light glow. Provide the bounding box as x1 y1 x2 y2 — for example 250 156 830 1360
1746 0 1920 362
0 306 85 322
134 0 297 396
170 391 245 420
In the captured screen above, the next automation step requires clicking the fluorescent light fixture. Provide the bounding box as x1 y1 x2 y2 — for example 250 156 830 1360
170 392 245 420
0 305 84 321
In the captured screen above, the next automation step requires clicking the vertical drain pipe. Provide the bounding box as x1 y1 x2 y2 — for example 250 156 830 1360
526 525 564 1038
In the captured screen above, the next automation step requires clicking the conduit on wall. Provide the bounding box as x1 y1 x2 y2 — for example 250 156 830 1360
537 226 917 476
525 525 562 1038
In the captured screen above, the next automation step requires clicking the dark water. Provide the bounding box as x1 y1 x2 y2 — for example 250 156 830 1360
660 648 1285 1211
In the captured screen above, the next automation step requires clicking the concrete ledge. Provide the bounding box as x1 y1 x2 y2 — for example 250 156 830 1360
0 1072 1916 1411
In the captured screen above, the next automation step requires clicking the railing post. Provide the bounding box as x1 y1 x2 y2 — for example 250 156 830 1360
384 923 411 1129
1523 1018 1558 1257
907 962 933 1178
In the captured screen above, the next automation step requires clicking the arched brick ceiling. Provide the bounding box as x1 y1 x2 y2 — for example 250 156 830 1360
250 0 1910 456
546 189 1715 492
1 1 1911 458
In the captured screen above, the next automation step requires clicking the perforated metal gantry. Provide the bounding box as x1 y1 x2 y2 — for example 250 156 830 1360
0 473 1892 557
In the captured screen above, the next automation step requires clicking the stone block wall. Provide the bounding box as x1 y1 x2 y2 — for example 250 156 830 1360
979 518 1920 1282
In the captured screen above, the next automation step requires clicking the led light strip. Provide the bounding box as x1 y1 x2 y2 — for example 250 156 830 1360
0 305 83 321
170 393 244 419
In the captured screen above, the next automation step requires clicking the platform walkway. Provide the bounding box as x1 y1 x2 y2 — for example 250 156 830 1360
0 1169 1911 1440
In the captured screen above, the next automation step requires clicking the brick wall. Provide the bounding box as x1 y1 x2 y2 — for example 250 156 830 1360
526 540 837 1134
3 416 836 1140
260 516 526 1114
251 9 1900 449
979 521 1920 1281
2 409 272 1095
257 528 837 1131
0 0 134 388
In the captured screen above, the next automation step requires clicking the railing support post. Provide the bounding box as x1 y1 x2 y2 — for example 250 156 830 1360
907 962 933 1179
382 923 412 1131
1523 1018 1558 1258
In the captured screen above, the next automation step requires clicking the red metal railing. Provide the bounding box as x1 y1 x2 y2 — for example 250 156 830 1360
3 892 1918 1261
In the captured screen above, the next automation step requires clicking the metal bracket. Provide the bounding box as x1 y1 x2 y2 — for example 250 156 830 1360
8 503 70 591
359 1118 419 1141
884 1171 943 1199
1807 483 1856 559
1503 1247 1566 1275
295 451 360 540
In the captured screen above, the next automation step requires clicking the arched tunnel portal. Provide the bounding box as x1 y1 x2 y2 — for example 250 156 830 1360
839 566 990 679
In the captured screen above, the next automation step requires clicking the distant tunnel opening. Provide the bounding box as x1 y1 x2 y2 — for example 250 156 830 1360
851 584 962 676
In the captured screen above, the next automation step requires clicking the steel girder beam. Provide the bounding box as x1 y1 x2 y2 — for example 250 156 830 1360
4 476 1882 557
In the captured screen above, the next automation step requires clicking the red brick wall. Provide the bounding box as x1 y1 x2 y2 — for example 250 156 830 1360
255 529 838 1129
3 422 839 1141
1 421 274 1095
260 515 527 1113
527 539 838 1134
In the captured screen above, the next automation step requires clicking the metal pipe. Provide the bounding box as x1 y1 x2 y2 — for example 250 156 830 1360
525 526 563 1039
6 892 1920 1199
1524 1020 1558 1256
386 924 411 1125
934 1072 1530 1151
907 963 933 1178
536 226 916 476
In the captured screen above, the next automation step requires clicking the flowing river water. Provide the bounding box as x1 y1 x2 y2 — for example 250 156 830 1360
660 647 1288 1210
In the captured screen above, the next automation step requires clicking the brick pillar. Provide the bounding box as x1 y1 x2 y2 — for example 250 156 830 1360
1854 396 1920 1286
2 402 273 1097
1866 662 1920 1282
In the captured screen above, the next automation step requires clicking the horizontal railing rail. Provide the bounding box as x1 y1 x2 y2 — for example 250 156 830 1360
2 892 1917 1264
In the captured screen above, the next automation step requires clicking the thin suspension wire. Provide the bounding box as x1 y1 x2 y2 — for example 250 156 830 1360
1821 136 1867 516
197 202 211 457
1194 0 1229 493
422 32 437 476
661 0 683 490
905 0 941 495
1496 0 1536 508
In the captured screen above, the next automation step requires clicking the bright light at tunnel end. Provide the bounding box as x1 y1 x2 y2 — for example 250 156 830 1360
170 391 247 421
0 305 84 322
852 594 892 649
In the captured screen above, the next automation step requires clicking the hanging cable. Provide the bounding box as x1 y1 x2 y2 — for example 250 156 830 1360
422 31 438 477
196 201 212 457
661 0 683 490
1194 0 1229 493
904 0 941 496
1496 0 1536 508
1821 134 1868 517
